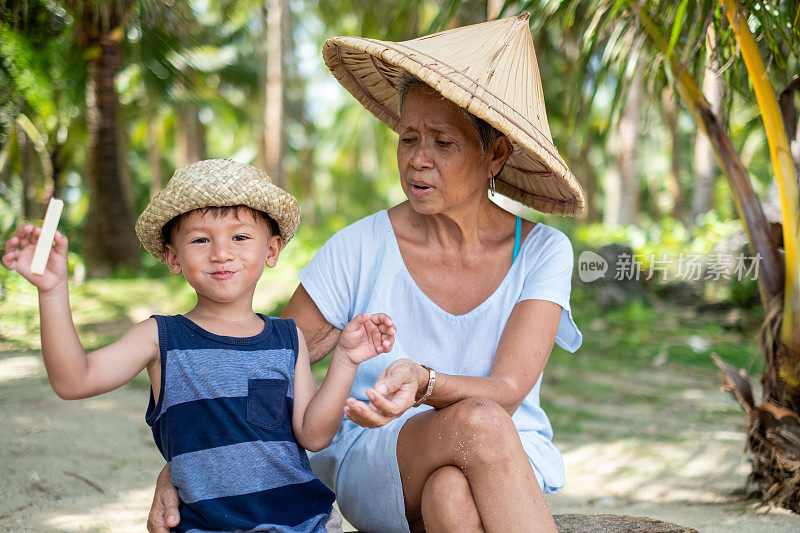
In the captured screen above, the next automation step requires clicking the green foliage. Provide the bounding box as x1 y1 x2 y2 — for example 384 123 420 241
1 0 87 238
0 0 789 342
1 0 796 271
0 257 29 301
569 209 763 309
535 0 799 125
525 0 799 229
574 211 744 258
729 274 760 307
0 175 22 238
555 282 762 378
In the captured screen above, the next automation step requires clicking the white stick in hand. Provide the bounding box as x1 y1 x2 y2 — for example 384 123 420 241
31 198 64 276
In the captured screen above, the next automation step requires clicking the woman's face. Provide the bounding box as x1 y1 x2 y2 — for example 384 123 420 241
397 84 507 216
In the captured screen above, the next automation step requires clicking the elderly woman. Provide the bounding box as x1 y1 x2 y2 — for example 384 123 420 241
149 13 583 533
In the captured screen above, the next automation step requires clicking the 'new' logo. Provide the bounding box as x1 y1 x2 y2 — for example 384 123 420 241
578 251 608 282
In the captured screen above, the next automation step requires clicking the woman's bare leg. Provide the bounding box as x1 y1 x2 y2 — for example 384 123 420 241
421 466 484 532
396 398 556 533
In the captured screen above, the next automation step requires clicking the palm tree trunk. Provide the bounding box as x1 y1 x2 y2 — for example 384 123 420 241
18 123 37 219
0 144 10 202
283 5 315 223
147 114 163 198
662 86 686 225
256 2 268 172
49 141 66 200
605 55 643 227
691 26 724 225
721 0 800 345
575 141 600 222
253 3 269 173
83 32 140 276
265 0 286 187
778 77 800 176
176 102 206 168
637 1 800 512
720 0 800 511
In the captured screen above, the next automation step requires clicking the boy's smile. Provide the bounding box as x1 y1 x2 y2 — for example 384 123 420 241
211 270 236 280
164 209 282 308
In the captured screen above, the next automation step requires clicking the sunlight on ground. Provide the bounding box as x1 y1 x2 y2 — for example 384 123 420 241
42 487 153 532
548 440 800 532
0 354 42 382
2 321 797 532
557 439 749 503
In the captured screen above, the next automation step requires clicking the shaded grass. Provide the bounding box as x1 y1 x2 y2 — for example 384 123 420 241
541 285 762 443
0 275 196 351
562 290 762 375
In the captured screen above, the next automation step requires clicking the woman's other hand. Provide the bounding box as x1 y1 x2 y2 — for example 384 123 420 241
344 359 425 427
147 464 180 532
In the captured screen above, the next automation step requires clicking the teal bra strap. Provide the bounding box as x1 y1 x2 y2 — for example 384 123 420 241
512 215 522 262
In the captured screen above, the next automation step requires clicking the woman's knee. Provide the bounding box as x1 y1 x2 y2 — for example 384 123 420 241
444 398 518 451
434 398 528 471
421 466 482 531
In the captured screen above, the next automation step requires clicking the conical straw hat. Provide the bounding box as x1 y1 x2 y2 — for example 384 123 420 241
323 12 584 216
135 159 301 263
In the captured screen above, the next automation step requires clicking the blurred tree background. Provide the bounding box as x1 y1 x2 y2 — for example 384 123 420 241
2 0 800 515
2 0 792 278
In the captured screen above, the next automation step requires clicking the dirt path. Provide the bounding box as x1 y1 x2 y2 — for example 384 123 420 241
1 351 797 532
545 366 800 532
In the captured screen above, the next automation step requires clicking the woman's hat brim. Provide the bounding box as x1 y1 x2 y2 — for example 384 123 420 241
322 14 585 216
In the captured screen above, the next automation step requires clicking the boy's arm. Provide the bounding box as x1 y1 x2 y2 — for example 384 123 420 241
291 314 395 452
4 225 159 399
291 330 359 452
40 307 160 400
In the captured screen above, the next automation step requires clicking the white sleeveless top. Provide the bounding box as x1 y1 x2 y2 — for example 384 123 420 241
299 210 582 492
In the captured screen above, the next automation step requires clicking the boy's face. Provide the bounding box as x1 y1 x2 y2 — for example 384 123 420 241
163 209 282 306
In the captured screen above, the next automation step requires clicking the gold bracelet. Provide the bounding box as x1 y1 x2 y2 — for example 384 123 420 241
412 365 436 408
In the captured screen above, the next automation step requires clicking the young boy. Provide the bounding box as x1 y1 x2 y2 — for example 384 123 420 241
1 159 396 532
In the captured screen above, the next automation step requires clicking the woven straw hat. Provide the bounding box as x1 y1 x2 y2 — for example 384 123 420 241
323 12 584 216
135 159 301 263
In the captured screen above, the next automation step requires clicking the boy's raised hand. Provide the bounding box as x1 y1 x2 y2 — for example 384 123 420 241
2 224 69 293
336 313 396 366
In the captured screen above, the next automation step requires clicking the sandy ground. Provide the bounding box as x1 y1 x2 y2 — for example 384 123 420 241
1 351 798 532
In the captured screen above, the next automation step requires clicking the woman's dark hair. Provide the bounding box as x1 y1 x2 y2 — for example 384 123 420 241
395 72 503 154
161 205 280 246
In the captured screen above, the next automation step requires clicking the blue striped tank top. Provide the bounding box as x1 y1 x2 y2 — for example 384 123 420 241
146 314 335 532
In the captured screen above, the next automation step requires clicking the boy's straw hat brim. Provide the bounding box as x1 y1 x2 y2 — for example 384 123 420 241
322 12 584 216
135 159 300 263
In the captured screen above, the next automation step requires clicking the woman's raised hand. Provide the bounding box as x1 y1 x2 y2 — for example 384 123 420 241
344 359 422 428
2 224 69 293
336 313 396 366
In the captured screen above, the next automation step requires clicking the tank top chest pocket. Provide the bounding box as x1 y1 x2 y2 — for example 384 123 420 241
247 378 288 430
